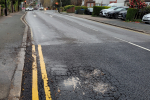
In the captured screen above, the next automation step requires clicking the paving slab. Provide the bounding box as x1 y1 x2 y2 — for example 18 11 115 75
0 11 25 100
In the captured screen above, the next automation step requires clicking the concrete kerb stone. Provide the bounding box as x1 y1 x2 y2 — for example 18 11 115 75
8 12 28 100
63 13 149 35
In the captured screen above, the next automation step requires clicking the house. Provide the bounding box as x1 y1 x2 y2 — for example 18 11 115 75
94 0 125 6
81 0 95 7
124 0 150 6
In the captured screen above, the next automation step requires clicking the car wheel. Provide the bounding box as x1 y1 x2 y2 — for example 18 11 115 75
113 14 117 19
124 15 126 20
115 14 118 19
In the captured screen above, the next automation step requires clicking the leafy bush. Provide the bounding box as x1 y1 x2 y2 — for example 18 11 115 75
75 6 81 10
134 6 150 19
81 6 87 10
92 6 105 16
75 6 87 10
60 7 64 12
104 6 110 9
126 8 139 21
64 5 75 11
143 6 150 13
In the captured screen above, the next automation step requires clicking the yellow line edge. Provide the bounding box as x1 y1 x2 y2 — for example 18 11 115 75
32 45 39 100
38 45 52 100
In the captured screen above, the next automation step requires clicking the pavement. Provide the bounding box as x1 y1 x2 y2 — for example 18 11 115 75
0 11 26 100
60 12 150 34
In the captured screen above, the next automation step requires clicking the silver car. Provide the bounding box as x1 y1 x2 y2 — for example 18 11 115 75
142 13 150 24
39 7 44 10
25 7 34 11
99 6 123 17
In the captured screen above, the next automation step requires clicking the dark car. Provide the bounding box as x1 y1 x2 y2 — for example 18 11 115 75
106 7 128 19
34 7 38 10
118 10 127 20
99 6 123 17
85 8 93 15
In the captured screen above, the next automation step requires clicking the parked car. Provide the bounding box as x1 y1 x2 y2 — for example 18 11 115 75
99 6 123 17
85 8 93 15
34 7 38 10
106 7 128 19
25 7 34 11
118 10 127 20
39 7 44 10
142 13 150 24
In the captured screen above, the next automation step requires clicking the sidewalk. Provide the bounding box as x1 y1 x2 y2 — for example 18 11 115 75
0 11 25 100
61 12 150 34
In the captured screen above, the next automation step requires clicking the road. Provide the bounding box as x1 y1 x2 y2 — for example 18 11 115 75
22 10 150 100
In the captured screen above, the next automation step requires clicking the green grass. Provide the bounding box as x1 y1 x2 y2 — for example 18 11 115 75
125 19 142 22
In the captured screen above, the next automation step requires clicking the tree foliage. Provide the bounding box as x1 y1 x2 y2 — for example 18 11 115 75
129 0 147 9
61 0 70 7
43 0 51 7
70 0 82 6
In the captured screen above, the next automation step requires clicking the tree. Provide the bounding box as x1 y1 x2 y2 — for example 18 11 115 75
40 0 44 6
43 0 51 7
70 0 82 6
61 0 70 7
129 0 147 9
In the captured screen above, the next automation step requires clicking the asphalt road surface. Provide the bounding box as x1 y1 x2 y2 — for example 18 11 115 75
22 10 150 100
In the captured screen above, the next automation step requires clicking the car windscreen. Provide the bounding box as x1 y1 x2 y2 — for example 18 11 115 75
115 8 123 11
114 7 122 10
108 7 117 9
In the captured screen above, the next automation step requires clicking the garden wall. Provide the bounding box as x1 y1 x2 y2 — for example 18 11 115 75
67 7 75 13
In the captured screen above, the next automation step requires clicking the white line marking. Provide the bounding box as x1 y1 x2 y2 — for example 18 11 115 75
79 24 98 31
114 37 150 52
50 15 53 17
92 29 98 31
34 15 36 17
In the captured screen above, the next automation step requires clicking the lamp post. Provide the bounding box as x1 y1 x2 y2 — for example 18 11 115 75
5 0 7 16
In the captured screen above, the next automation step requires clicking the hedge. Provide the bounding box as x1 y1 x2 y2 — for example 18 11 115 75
104 6 111 9
126 8 139 21
92 6 105 16
64 5 75 11
60 7 64 11
75 6 87 10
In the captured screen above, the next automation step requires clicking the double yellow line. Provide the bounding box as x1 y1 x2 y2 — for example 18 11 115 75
32 45 52 100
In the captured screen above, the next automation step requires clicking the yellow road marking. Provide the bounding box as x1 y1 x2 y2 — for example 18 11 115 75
38 45 52 100
32 45 39 100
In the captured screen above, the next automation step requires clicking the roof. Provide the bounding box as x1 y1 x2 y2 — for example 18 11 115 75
86 1 95 3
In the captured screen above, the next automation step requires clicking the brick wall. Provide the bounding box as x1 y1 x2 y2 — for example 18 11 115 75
67 7 75 13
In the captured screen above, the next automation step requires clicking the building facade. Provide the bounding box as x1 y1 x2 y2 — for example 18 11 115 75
94 0 125 6
82 0 95 7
